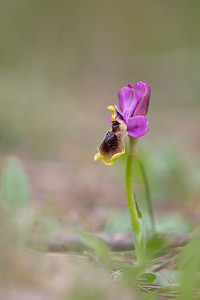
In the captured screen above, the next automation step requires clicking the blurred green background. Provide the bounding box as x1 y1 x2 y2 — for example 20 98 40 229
0 0 200 217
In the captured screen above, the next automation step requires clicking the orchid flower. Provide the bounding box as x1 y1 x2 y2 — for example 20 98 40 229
94 81 151 265
94 81 150 165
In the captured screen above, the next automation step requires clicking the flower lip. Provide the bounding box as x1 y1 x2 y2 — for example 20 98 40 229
94 128 127 165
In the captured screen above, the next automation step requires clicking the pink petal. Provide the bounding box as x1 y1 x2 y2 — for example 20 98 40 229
118 87 139 123
134 81 151 116
127 116 149 138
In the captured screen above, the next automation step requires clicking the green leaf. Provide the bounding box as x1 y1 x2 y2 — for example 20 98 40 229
154 270 179 287
138 272 157 284
177 234 200 300
82 232 110 263
122 265 144 285
146 235 167 259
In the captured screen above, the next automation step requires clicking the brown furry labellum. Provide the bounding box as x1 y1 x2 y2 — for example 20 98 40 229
94 121 127 165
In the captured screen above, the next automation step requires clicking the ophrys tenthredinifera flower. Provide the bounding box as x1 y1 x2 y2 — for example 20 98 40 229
94 81 151 165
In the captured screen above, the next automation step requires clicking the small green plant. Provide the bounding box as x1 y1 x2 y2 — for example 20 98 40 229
94 81 151 265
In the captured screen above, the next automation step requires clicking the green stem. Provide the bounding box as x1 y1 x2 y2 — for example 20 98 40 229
126 137 145 264
136 150 156 233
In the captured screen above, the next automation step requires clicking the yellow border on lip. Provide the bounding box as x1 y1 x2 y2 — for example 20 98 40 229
102 151 125 165
107 105 117 121
94 148 102 161
94 147 125 166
